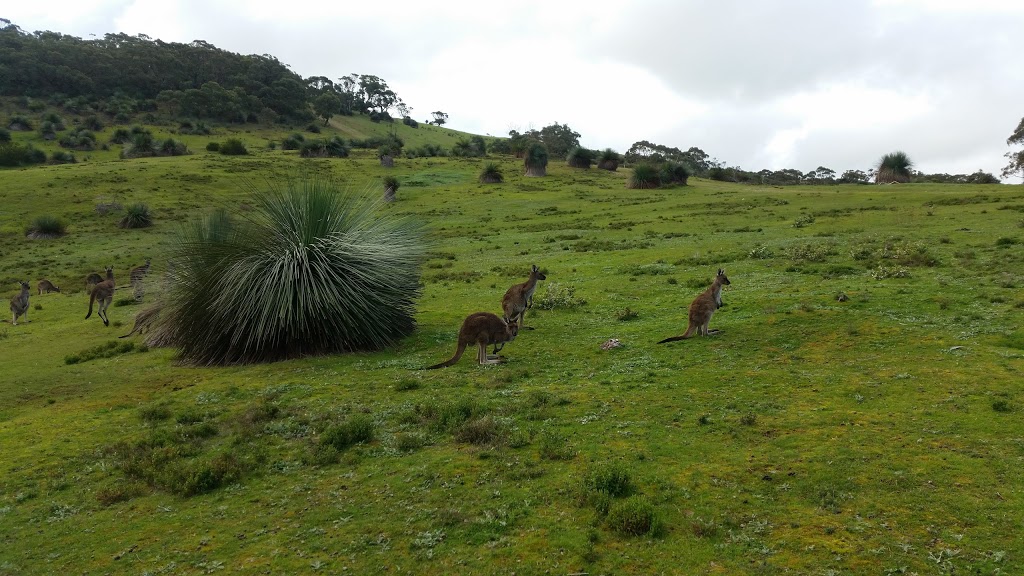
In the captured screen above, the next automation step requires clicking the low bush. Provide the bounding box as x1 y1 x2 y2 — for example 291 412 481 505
26 215 67 239
219 138 248 155
606 496 663 536
119 203 153 229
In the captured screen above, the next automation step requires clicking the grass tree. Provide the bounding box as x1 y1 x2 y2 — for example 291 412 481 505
155 179 426 365
26 215 66 239
566 147 595 169
875 151 914 184
659 162 691 186
598 148 620 171
479 162 503 184
524 143 549 177
119 203 153 229
383 176 400 202
627 164 661 189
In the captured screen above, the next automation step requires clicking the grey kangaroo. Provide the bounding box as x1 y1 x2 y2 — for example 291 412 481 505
10 281 30 325
658 269 731 343
85 266 115 326
37 279 60 294
501 264 546 330
426 312 519 369
129 259 151 302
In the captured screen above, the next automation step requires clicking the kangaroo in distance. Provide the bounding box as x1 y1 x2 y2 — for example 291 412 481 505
658 269 731 344
502 264 546 330
130 259 151 302
37 280 60 294
10 281 30 325
85 266 115 326
119 304 161 338
426 312 519 369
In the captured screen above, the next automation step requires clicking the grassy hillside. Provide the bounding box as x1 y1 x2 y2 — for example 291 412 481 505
1 118 1023 574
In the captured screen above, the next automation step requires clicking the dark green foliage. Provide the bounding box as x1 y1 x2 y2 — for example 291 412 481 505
305 123 321 134
659 162 691 185
7 115 32 130
402 117 418 128
157 179 426 365
319 414 375 451
583 461 634 498
628 164 661 189
537 428 575 460
281 133 305 150
64 340 136 364
453 416 504 445
524 143 549 177
566 147 595 169
49 150 76 164
382 176 400 192
0 141 46 167
479 163 503 184
120 132 188 158
205 142 220 152
59 128 96 150
405 143 447 158
177 121 210 135
876 151 914 184
109 128 132 144
992 399 1011 412
119 203 153 229
0 127 9 142
452 136 487 157
598 148 620 171
26 214 67 239
606 496 663 536
218 138 248 155
139 404 172 423
299 136 349 158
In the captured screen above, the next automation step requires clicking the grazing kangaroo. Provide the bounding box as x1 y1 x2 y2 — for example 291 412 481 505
501 264 546 330
119 304 161 338
10 281 30 325
37 279 60 294
130 259 151 302
85 273 103 291
85 266 115 326
426 312 519 369
658 268 731 344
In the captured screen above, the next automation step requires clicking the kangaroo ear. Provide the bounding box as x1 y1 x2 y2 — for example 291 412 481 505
532 264 538 272
718 268 724 276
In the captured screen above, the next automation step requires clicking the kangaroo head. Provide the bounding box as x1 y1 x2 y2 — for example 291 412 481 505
19 281 29 290
716 268 731 286
105 266 114 278
506 320 519 339
531 264 546 281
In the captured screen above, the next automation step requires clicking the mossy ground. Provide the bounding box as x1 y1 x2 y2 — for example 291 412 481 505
1 115 1023 574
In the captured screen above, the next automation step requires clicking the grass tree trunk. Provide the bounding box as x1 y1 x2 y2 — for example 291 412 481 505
383 187 396 202
380 155 394 168
525 166 546 177
598 159 619 171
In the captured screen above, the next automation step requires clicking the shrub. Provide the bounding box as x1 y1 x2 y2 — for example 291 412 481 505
659 162 691 185
156 179 426 364
402 117 419 128
534 282 586 310
524 143 548 177
607 496 662 536
453 416 504 445
583 461 634 498
219 138 248 155
876 151 913 184
319 414 375 451
59 128 96 150
566 147 595 169
281 133 304 150
109 128 132 144
598 148 620 171
0 142 46 167
50 151 76 164
305 123 321 134
479 163 503 184
7 115 33 131
299 137 349 158
206 142 220 152
538 428 575 460
0 127 9 142
26 215 67 239
119 203 153 229
628 164 661 189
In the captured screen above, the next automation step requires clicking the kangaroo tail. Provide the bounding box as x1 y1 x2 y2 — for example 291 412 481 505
85 290 96 319
425 341 467 370
657 325 696 344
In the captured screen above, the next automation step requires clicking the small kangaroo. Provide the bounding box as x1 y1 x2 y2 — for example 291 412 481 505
85 273 103 290
10 281 30 325
426 312 519 369
119 304 161 338
37 279 60 294
501 264 546 330
130 259 151 301
658 268 731 344
85 266 115 327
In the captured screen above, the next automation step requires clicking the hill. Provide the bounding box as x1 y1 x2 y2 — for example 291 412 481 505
0 118 1022 574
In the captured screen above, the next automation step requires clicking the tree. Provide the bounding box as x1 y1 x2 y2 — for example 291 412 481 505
431 111 448 126
1002 116 1024 182
838 169 869 184
313 92 341 126
875 151 913 184
536 123 580 159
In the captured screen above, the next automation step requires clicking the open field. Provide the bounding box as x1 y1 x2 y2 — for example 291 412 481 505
1 121 1023 574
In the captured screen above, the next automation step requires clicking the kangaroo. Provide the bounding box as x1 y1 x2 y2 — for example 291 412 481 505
119 304 161 338
85 266 115 326
10 281 30 325
37 279 60 294
85 273 103 291
426 312 519 369
658 268 731 344
130 259 151 302
501 264 546 331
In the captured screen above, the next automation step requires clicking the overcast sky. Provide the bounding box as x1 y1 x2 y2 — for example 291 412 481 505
5 0 1023 178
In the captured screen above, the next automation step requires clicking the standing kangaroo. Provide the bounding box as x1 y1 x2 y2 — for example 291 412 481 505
426 312 519 369
10 281 30 325
37 279 60 294
85 266 115 326
658 268 731 343
119 304 162 338
502 264 546 330
130 259 151 302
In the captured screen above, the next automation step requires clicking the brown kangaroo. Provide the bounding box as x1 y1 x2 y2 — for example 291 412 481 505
85 266 115 326
426 312 519 369
129 259 151 302
658 268 731 343
10 281 30 325
37 279 60 294
119 304 161 338
501 264 546 330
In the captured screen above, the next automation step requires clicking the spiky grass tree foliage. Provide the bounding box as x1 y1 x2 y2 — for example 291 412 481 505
598 148 620 171
382 176 400 202
158 180 425 365
119 203 153 229
26 215 66 239
524 143 549 177
659 162 691 186
479 163 504 184
566 147 595 169
875 151 913 184
627 164 661 189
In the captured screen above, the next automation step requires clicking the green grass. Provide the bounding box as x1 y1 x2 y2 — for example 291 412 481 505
0 115 1023 574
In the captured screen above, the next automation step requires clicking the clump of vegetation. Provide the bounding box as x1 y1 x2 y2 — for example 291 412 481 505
156 179 425 365
0 127 9 143
120 129 189 158
49 150 76 164
205 142 220 152
479 163 503 184
537 428 575 460
524 143 549 177
598 148 620 171
628 164 661 189
119 203 153 229
566 147 595 169
299 136 349 158
658 162 691 186
0 141 47 167
319 414 375 452
7 115 33 131
616 307 640 321
534 282 586 310
606 496 663 536
59 128 96 150
281 133 305 150
64 340 137 364
382 176 400 202
26 215 67 239
875 151 913 184
452 136 487 157
218 138 248 155
177 121 210 135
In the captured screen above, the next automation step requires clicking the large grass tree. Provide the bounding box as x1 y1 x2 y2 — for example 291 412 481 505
875 151 914 183
156 178 426 365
